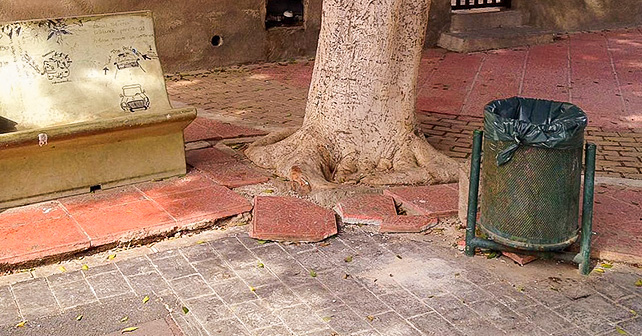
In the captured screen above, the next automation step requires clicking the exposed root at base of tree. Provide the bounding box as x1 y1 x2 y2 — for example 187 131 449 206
245 128 463 192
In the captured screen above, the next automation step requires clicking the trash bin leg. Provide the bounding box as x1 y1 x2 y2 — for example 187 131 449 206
465 130 483 257
578 143 596 275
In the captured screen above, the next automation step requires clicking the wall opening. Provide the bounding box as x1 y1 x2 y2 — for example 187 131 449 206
266 0 304 29
211 35 223 47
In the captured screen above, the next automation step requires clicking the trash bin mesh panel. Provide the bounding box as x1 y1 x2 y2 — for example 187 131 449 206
479 139 582 250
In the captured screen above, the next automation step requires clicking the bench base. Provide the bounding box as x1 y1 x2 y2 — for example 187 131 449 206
0 108 196 210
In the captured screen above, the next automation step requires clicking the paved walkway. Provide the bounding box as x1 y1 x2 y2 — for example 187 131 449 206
0 27 641 336
167 28 642 180
0 226 640 336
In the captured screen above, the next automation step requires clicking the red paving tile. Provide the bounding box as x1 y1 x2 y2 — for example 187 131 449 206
60 186 146 214
384 183 459 218
192 161 269 188
150 186 252 223
250 196 337 242
569 33 625 127
0 202 90 266
70 199 175 246
379 215 438 233
583 184 642 263
335 194 397 225
462 49 526 116
520 42 570 103
186 147 240 166
0 201 67 224
417 53 483 114
136 170 217 199
184 117 267 143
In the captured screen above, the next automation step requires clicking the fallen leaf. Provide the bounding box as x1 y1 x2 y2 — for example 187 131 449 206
319 242 331 247
342 273 350 279
630 310 637 316
486 251 501 259
263 189 274 194
15 321 26 328
635 279 642 287
601 263 613 268
182 306 190 314
76 314 83 321
256 240 267 245
108 254 117 260
615 326 628 335
396 255 402 259
120 316 129 323
516 285 525 292
257 262 264 268
249 286 256 292
594 268 605 274
344 255 353 263
122 327 139 333
322 316 332 322
58 266 67 273
142 296 150 304
81 264 89 271
196 240 206 245
309 270 317 278
366 315 375 322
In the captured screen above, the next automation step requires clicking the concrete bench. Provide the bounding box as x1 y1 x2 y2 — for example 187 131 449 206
0 11 196 209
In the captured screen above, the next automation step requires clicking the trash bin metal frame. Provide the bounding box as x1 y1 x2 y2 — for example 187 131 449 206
464 130 596 275
479 137 583 251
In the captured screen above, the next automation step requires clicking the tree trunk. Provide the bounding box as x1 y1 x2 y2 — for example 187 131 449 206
246 0 460 191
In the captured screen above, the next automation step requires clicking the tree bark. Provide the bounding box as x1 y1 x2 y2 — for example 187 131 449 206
246 0 460 191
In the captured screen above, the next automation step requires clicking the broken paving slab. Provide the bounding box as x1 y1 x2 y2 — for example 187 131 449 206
384 184 459 218
186 147 269 188
250 196 337 242
184 117 267 143
335 194 397 225
379 215 438 233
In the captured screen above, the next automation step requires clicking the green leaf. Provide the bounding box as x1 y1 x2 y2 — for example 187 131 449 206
601 263 613 268
309 270 317 278
122 327 139 333
486 251 501 259
256 240 267 245
516 285 525 292
344 255 353 263
15 321 26 328
196 240 206 245
322 316 332 322
635 279 642 287
108 254 117 260
630 310 637 316
182 306 190 314
76 314 83 321
142 296 150 304
81 264 89 271
120 316 129 323
257 262 264 268
594 268 605 274
615 326 628 335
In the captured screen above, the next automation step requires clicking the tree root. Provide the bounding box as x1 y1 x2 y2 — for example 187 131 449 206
246 128 462 192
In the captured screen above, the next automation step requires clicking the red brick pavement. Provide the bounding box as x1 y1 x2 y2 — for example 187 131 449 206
166 28 642 180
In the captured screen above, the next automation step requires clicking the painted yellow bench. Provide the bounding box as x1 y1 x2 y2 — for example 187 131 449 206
0 11 196 209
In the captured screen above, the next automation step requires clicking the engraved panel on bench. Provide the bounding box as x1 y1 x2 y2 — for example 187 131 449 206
0 11 171 131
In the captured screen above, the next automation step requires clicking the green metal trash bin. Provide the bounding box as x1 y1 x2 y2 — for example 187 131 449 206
479 97 588 251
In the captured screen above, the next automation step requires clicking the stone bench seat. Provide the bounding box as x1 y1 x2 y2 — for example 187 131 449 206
0 11 196 209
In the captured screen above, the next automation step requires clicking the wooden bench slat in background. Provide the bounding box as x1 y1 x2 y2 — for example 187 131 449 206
0 11 197 209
